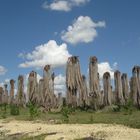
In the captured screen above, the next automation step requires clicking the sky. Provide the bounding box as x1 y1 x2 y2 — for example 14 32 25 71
0 0 140 94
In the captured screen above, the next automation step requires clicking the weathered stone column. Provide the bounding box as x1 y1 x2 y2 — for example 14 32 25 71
52 94 57 108
133 66 140 98
114 70 125 105
66 56 85 107
57 92 63 109
43 65 54 110
82 75 89 106
89 56 100 110
2 84 9 104
51 72 57 108
130 66 140 107
51 72 55 95
121 73 129 103
17 75 26 106
0 87 4 104
66 57 77 106
9 79 15 104
130 77 137 105
111 86 115 104
38 78 44 106
27 71 38 104
103 72 112 106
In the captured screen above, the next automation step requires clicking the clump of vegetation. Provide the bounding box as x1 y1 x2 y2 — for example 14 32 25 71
0 102 140 128
0 104 7 118
61 106 75 123
27 102 40 120
18 133 48 140
77 102 90 112
10 104 20 116
112 104 121 112
122 99 134 115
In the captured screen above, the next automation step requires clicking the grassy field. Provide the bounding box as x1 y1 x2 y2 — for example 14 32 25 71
0 104 140 140
0 104 140 129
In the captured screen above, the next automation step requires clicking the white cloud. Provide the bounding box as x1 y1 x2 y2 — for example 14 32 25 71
19 40 71 69
14 89 17 95
0 65 7 75
0 82 4 87
54 74 66 96
113 62 118 70
0 79 10 88
98 62 117 79
43 1 71 12
61 16 106 44
43 0 90 12
54 74 65 85
4 79 10 83
0 78 10 88
71 0 90 5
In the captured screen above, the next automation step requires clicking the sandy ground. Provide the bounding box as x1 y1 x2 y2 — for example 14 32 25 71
0 120 140 140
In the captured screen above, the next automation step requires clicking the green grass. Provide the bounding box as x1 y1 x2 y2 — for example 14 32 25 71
20 134 48 140
0 105 140 129
0 131 48 140
68 110 140 128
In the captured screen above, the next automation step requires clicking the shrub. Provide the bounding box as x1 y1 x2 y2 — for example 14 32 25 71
1 104 7 118
122 99 134 115
61 106 75 123
28 102 40 119
112 104 121 112
10 104 20 116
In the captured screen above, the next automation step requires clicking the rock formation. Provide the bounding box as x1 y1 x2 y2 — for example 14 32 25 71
17 75 26 106
89 56 100 110
9 79 15 104
121 73 129 103
114 71 125 105
130 66 140 107
43 65 54 110
38 78 44 106
0 87 4 104
27 71 38 104
103 72 112 106
1 56 140 111
57 92 63 109
2 84 9 104
82 75 89 106
66 56 85 107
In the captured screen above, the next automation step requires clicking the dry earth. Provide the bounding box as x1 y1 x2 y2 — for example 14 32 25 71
0 120 140 140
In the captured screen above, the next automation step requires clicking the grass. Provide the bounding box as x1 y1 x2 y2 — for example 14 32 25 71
0 105 140 140
0 131 48 140
69 110 140 128
20 133 48 140
0 104 140 129
0 132 99 140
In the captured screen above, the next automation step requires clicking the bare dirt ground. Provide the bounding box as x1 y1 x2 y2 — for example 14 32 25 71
0 120 140 140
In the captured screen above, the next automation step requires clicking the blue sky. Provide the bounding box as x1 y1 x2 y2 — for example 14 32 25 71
0 0 140 92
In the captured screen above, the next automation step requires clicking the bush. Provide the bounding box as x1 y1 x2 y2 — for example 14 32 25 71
28 102 40 119
61 106 75 123
112 100 135 114
112 104 121 112
10 104 20 116
122 99 134 115
0 104 7 118
77 102 90 111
